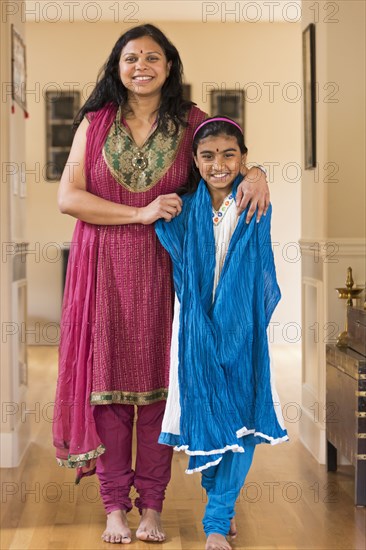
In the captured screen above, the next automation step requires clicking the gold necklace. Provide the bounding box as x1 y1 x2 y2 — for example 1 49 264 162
131 150 149 171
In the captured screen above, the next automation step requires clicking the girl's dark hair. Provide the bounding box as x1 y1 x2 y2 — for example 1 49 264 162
74 24 194 134
178 116 248 195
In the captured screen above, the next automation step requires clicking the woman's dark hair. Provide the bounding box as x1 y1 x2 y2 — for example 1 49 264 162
74 24 194 134
178 116 248 195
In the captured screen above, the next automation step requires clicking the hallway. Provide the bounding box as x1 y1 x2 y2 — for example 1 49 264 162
1 346 365 550
1 2 365 549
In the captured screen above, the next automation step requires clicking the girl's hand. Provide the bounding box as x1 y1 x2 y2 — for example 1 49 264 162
137 193 183 225
236 167 270 223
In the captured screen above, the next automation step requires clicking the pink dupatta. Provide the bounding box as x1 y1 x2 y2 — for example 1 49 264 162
52 104 118 479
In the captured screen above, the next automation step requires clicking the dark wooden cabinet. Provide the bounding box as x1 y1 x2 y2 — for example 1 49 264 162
326 343 366 506
348 306 366 356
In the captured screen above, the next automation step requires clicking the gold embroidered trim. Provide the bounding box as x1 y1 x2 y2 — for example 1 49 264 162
56 444 106 468
102 108 185 193
90 388 168 405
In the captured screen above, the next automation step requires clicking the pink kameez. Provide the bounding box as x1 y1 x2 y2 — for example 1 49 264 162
53 103 206 469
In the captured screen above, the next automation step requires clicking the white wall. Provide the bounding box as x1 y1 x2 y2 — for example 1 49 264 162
25 20 302 344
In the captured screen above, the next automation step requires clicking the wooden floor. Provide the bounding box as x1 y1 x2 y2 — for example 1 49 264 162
1 346 365 550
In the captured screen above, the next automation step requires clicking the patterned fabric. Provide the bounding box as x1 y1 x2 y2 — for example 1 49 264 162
103 107 185 192
212 193 234 226
90 388 168 406
155 175 288 473
212 197 238 300
52 103 207 469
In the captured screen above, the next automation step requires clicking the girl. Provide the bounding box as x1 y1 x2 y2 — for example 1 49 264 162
155 117 288 550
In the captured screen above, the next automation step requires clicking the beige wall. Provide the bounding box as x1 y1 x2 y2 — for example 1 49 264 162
0 0 13 446
26 20 302 344
326 2 365 238
301 0 365 240
1 0 29 466
299 0 366 464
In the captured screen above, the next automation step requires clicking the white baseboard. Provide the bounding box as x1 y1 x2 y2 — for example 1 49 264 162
299 407 326 465
0 422 30 468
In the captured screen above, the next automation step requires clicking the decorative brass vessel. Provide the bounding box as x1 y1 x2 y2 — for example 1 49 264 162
335 267 363 348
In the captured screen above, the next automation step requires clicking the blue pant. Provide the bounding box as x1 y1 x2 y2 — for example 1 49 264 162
201 443 255 536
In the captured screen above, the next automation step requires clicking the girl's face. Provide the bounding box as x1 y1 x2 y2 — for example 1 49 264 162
119 36 172 99
194 134 246 193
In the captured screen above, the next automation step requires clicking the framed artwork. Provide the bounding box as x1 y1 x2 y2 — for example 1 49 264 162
210 90 244 130
11 25 27 112
45 91 80 181
303 23 317 169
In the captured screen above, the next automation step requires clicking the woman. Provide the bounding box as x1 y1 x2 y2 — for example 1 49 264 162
53 24 270 544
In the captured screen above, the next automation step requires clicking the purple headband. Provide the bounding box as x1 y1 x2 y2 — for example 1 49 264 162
193 117 243 140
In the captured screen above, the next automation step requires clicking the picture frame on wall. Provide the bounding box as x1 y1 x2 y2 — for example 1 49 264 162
11 25 27 112
45 91 80 181
210 89 244 130
302 23 316 169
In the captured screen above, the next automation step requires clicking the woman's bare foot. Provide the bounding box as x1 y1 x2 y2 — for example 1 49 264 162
228 517 237 538
101 510 131 544
206 533 232 550
136 508 166 542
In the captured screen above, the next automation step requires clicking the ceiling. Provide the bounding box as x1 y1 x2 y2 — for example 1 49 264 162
24 1 302 23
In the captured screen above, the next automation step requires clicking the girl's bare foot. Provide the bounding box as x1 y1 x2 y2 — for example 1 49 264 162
206 533 232 550
228 517 237 538
101 510 131 544
136 508 166 542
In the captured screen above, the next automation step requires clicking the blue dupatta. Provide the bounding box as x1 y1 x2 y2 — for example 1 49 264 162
155 177 288 471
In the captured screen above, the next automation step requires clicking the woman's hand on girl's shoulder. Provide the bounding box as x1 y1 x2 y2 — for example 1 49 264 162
236 167 270 224
137 193 182 225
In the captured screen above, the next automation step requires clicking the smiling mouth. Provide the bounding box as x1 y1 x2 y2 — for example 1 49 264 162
210 173 230 179
132 76 153 82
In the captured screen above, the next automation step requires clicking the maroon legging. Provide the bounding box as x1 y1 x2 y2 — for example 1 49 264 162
94 401 173 514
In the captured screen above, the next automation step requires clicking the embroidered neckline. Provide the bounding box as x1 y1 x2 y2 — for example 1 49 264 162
120 110 158 148
212 194 234 226
102 107 185 193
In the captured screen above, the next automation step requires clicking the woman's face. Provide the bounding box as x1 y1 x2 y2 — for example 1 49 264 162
119 36 172 98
